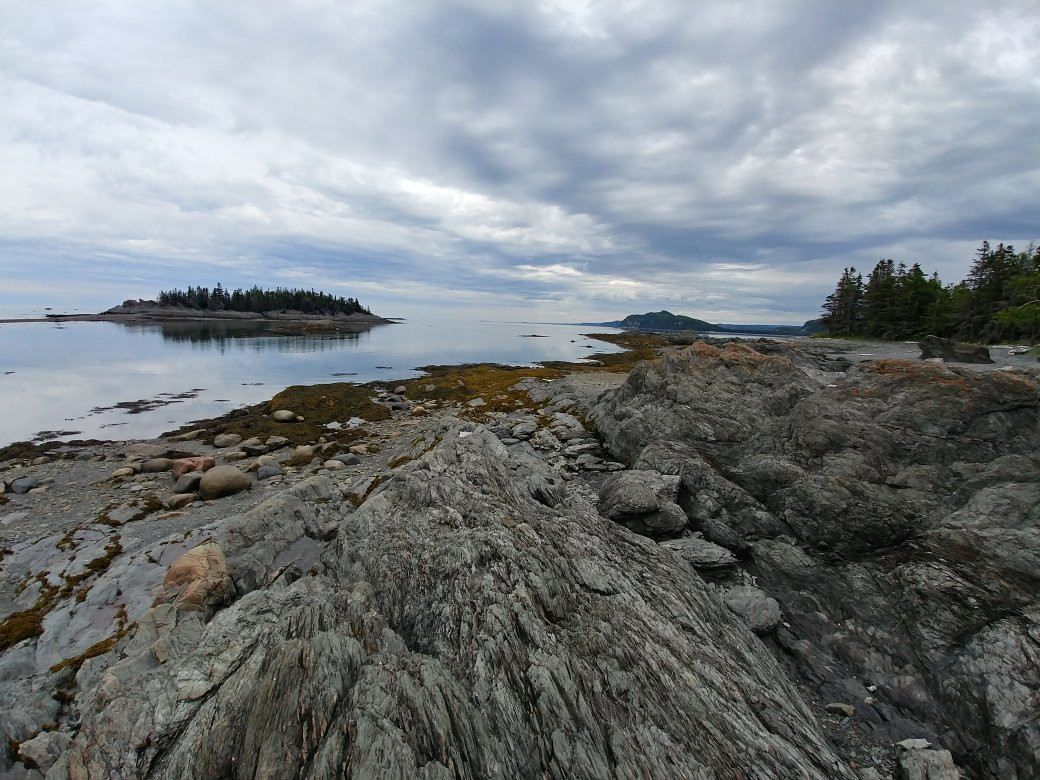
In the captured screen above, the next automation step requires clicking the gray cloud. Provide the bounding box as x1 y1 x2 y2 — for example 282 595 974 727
1 0 1038 322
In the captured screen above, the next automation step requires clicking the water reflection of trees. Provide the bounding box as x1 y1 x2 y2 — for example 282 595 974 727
129 321 371 353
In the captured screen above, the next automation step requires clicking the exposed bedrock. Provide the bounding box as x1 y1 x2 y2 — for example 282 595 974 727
591 340 1040 779
42 424 852 779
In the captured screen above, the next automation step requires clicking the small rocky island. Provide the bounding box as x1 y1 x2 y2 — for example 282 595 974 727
20 284 394 333
1 334 1037 778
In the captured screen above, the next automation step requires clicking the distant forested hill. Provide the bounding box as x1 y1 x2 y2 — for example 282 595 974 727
619 311 720 331
156 284 371 316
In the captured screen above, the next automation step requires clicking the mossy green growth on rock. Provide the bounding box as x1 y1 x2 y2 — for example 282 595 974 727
50 606 130 674
166 382 391 446
0 574 60 653
0 535 124 653
405 363 564 416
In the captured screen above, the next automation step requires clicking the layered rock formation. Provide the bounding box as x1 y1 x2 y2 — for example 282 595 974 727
26 425 850 779
592 340 1040 779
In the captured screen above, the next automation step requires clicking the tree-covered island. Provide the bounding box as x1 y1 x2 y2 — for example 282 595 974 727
155 284 371 316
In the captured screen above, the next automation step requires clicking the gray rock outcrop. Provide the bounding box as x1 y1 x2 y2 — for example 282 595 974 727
918 334 994 364
592 339 1040 778
597 469 687 537
24 426 853 779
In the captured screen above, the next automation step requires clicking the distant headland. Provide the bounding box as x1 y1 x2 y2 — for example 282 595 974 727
586 310 823 336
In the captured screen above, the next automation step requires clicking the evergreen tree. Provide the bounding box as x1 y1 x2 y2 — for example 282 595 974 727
154 283 370 317
863 259 898 337
820 267 863 335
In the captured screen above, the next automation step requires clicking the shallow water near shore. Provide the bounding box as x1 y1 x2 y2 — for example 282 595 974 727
0 318 623 446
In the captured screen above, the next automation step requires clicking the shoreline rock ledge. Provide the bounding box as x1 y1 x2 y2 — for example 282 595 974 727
592 340 1040 779
1 337 1036 779
35 423 849 779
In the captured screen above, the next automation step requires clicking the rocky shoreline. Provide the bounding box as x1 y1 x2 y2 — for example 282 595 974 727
1 335 1038 778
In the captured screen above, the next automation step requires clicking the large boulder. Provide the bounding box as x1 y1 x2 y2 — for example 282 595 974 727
198 465 251 500
919 334 994 364
52 427 853 779
592 340 1040 778
156 541 237 617
597 469 687 537
724 585 782 634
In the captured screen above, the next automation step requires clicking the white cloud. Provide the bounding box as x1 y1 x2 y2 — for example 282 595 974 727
1 0 1037 323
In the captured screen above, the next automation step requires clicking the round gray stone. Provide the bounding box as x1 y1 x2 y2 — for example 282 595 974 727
199 465 252 500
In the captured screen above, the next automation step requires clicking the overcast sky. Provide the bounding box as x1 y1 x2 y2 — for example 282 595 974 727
2 1 1038 323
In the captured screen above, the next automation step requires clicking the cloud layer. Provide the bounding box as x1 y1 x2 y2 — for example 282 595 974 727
2 0 1038 322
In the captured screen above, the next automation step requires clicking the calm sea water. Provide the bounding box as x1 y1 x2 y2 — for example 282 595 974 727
0 319 623 447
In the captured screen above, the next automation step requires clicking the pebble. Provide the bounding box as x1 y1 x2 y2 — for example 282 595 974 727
265 436 290 448
394 385 407 394
213 433 243 448
141 457 173 473
173 472 205 494
165 493 196 510
169 429 204 441
125 443 166 459
511 422 537 439
10 476 41 494
896 738 931 751
467 398 487 408
349 445 369 455
271 410 296 422
323 459 346 470
332 453 360 466
111 467 135 479
31 456 51 465
575 454 603 467
256 465 284 481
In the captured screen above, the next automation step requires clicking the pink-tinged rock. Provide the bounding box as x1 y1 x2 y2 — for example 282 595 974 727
156 541 236 616
171 456 216 478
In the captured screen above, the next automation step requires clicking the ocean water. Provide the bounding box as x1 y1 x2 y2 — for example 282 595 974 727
0 318 623 447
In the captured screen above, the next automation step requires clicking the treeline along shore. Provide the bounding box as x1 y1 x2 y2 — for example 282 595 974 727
821 241 1040 343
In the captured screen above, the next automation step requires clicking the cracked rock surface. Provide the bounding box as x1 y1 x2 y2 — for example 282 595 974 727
44 424 849 778
592 340 1040 779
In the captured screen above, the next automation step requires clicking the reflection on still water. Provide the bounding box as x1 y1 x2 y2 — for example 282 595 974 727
0 318 623 445
133 321 372 353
